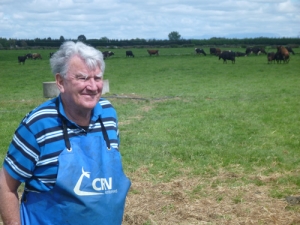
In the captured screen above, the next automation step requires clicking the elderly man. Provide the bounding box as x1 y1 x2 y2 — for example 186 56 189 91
0 41 131 225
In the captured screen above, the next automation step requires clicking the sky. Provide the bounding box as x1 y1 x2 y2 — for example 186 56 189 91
1 0 300 40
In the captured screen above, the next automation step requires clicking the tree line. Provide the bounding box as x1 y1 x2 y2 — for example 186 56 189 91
0 35 299 49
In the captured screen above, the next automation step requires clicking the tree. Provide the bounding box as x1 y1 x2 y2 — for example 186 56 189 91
100 37 109 41
77 35 86 42
8 38 16 48
168 31 181 41
20 40 28 47
60 36 65 42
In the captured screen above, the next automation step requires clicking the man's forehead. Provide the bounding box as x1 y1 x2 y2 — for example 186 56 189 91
68 55 101 70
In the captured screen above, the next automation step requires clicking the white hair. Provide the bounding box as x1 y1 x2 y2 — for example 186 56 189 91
50 41 105 78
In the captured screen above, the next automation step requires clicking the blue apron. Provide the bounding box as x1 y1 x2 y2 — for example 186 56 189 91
20 116 131 225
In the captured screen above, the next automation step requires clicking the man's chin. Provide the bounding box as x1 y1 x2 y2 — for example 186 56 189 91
83 99 100 108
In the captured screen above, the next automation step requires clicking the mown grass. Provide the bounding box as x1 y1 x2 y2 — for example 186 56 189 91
0 47 300 200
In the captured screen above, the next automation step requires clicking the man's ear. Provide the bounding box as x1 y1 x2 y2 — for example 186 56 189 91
56 73 65 93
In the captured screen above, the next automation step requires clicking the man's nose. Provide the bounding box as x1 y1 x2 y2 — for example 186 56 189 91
86 78 98 90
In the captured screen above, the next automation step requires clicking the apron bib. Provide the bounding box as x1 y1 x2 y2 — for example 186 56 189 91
20 118 131 225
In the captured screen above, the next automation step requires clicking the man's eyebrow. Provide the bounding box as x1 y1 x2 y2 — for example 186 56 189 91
76 72 88 78
95 73 103 78
75 72 102 78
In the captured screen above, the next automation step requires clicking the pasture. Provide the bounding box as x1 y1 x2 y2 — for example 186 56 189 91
0 47 300 224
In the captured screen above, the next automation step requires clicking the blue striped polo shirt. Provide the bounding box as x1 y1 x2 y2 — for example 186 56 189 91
3 96 120 193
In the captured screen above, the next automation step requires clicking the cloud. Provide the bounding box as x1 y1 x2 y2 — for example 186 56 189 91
0 0 299 40
73 0 93 2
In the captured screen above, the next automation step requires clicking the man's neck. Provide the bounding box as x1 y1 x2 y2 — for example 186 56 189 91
65 109 91 127
61 99 92 126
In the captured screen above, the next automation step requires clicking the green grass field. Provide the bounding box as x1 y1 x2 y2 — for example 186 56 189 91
0 47 300 224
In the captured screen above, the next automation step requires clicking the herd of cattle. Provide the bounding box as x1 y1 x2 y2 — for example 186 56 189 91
17 46 295 65
17 53 43 64
194 46 294 64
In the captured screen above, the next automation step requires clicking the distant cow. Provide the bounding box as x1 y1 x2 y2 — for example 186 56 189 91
219 51 235 64
32 53 42 60
103 51 114 59
195 48 206 56
126 50 134 57
274 51 284 63
18 56 27 65
246 47 267 55
235 52 247 57
147 50 159 56
267 52 276 64
25 53 32 59
286 47 295 55
256 47 267 55
210 47 221 56
276 46 289 63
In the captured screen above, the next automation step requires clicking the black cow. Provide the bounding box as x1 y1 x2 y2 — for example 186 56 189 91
256 47 267 55
18 56 27 65
246 47 267 55
25 53 32 59
195 48 206 56
219 51 235 64
245 47 252 55
210 47 221 56
267 52 276 64
286 47 295 55
103 51 114 59
274 51 284 63
126 50 134 57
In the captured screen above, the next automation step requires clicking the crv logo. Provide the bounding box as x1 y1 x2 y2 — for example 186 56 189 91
73 167 112 196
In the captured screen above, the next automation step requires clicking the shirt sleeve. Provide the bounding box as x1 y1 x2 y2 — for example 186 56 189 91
3 122 39 182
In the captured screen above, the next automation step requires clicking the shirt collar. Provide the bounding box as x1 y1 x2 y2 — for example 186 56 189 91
56 95 103 124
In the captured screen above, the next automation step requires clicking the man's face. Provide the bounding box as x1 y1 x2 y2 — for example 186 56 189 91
57 55 103 112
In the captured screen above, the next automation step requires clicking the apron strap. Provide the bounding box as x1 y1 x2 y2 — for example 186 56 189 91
99 118 111 150
55 98 72 151
61 118 72 151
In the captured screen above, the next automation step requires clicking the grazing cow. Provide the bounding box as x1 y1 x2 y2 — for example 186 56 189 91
18 56 27 65
246 47 267 55
147 50 159 56
32 53 42 60
219 51 235 64
256 47 267 55
235 52 247 57
49 52 54 58
25 53 32 59
267 52 276 64
274 51 284 63
195 48 206 56
276 46 289 63
126 50 134 57
245 47 252 55
286 47 295 55
210 47 221 56
103 51 114 59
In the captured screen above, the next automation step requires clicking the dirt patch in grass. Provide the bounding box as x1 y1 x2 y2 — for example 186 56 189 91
123 169 300 225
1 171 299 225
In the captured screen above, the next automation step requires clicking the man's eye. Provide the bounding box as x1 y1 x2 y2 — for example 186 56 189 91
95 77 102 81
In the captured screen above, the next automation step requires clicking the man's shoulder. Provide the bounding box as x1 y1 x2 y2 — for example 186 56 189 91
21 98 58 126
99 98 114 109
98 98 117 121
